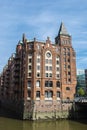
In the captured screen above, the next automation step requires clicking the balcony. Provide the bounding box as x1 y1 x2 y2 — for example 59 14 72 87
14 67 20 71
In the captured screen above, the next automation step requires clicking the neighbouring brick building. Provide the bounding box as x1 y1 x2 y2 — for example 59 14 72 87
0 22 76 120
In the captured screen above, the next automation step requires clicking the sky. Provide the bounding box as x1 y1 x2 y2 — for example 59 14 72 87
0 0 87 73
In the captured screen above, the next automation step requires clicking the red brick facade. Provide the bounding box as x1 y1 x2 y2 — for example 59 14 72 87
0 23 77 119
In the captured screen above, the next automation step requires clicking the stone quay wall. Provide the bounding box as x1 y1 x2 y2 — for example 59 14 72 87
23 100 73 120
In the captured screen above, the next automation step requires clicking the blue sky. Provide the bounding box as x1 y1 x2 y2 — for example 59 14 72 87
0 0 87 72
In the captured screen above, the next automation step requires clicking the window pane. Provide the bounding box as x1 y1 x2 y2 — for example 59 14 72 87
37 65 40 70
45 66 48 71
45 59 48 64
49 73 52 77
49 59 52 64
29 66 31 70
56 81 60 87
45 81 47 87
27 81 31 87
56 74 60 78
56 60 59 64
29 59 32 63
45 81 53 87
45 73 48 77
29 73 31 77
68 72 71 75
37 73 40 77
27 90 31 97
36 80 40 87
49 66 52 70
49 91 53 97
37 58 40 63
45 91 48 97
57 91 60 97
56 67 59 71
36 91 40 98
66 87 70 90
49 81 53 87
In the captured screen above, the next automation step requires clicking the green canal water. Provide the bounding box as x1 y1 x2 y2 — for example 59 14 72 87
0 117 87 130
0 107 87 130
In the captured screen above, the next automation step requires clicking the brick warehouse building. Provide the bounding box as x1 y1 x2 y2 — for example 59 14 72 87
0 23 76 120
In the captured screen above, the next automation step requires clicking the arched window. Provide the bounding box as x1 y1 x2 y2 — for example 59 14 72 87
27 81 31 87
36 80 40 87
37 72 40 77
45 81 53 87
57 91 60 98
56 81 60 87
45 91 53 98
36 91 40 98
27 90 31 97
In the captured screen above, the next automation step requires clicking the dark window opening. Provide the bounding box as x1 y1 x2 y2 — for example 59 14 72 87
45 91 53 98
56 81 60 87
45 81 53 87
36 91 40 98
66 87 70 90
57 91 60 97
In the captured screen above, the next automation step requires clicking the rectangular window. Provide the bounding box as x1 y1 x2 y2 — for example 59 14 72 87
29 59 32 63
36 91 40 98
45 66 48 71
49 66 52 70
68 65 70 68
56 67 59 71
45 81 53 87
68 78 71 82
45 91 47 98
27 81 31 87
27 90 31 97
49 73 52 77
68 59 70 62
28 53 32 57
64 58 66 62
66 87 70 90
37 65 40 70
56 81 60 87
56 60 59 64
48 91 53 98
28 73 31 77
45 73 48 77
37 58 40 63
45 91 53 98
57 92 60 97
45 59 48 64
49 59 52 64
64 64 66 69
68 72 71 75
29 66 32 70
67 52 70 56
56 74 60 78
36 80 40 87
37 73 40 77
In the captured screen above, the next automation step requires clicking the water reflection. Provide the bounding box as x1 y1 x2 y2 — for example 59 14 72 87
0 117 87 130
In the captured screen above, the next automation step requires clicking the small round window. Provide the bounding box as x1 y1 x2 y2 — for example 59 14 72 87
46 52 51 58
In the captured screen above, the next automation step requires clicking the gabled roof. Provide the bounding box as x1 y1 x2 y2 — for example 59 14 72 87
58 22 69 36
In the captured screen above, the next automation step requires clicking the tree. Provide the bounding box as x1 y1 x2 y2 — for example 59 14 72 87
77 87 85 96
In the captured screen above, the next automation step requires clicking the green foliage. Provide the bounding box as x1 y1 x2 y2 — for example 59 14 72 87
77 87 85 96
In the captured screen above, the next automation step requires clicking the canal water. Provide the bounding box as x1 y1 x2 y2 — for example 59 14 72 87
0 107 87 130
0 117 87 130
